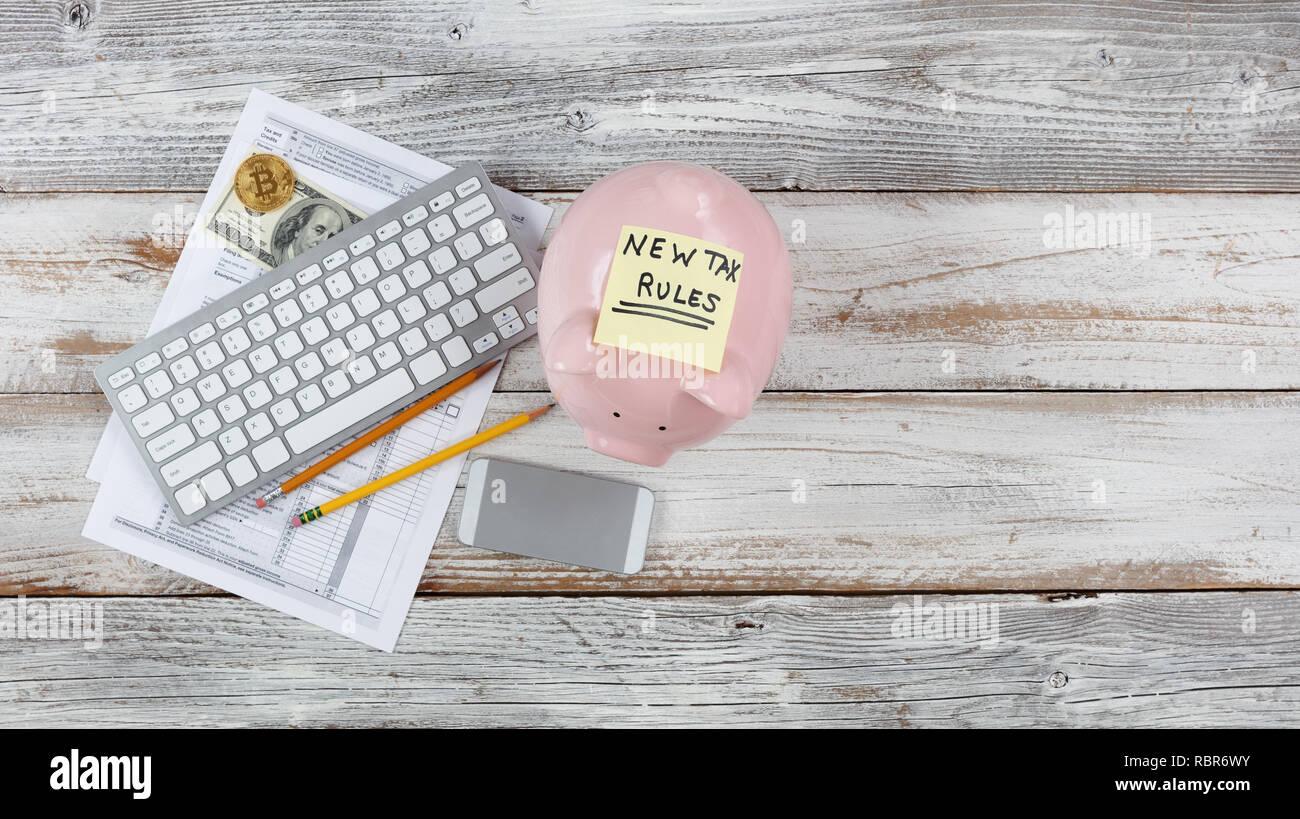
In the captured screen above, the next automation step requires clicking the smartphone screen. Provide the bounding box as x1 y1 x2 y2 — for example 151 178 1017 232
458 459 654 573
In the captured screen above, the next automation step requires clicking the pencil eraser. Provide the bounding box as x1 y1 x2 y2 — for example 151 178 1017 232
256 497 267 509
289 517 302 528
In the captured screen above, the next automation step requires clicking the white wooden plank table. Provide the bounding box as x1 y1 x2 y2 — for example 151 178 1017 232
1 0 1297 727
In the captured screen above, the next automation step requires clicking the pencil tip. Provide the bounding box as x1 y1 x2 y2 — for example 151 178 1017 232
527 404 556 420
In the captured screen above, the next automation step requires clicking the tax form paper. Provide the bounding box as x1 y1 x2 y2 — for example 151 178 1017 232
84 89 552 650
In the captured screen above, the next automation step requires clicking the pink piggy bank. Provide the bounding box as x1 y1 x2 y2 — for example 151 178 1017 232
538 161 792 466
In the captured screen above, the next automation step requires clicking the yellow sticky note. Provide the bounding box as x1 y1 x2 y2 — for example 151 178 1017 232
592 225 743 373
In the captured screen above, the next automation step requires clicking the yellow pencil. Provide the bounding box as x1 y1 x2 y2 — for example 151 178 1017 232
257 360 500 508
291 403 554 528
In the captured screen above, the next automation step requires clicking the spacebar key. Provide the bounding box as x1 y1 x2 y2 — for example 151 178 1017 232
284 369 415 454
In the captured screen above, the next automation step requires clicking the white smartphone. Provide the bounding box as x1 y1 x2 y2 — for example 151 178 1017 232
458 459 655 574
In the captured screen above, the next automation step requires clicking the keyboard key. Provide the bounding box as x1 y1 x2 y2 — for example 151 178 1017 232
373 341 402 370
424 281 451 310
195 341 225 370
377 274 406 303
269 366 299 395
197 373 226 402
294 351 324 381
147 422 197 463
402 228 432 257
174 483 206 515
221 327 251 356
107 367 135 389
219 427 249 456
188 323 216 344
453 193 493 228
397 295 426 323
274 330 304 359
252 437 291 471
227 455 257 487
143 370 173 399
321 338 349 366
299 284 329 313
479 217 508 246
295 264 323 285
499 317 526 338
351 256 381 285
248 313 277 342
410 349 447 384
454 231 483 260
402 260 432 288
243 381 272 409
429 190 454 212
455 176 482 197
217 395 248 423
131 403 174 438
351 288 381 317
242 293 270 315
441 336 472 367
472 332 500 354
427 214 455 243
248 345 277 374
402 204 430 226
300 316 329 346
449 268 476 296
372 309 401 338
449 299 478 327
135 351 162 374
273 299 304 328
214 309 240 330
169 355 200 384
325 271 354 299
222 359 253 389
424 313 452 341
170 387 201 416
192 409 221 438
474 268 535 313
525 306 538 324
118 384 147 413
200 469 233 502
270 398 300 427
398 327 428 355
346 356 377 384
160 440 220 487
474 243 521 281
322 370 350 398
162 338 189 359
244 412 274 441
429 246 456 274
284 369 415 454
376 220 402 241
376 243 405 270
323 249 349 270
492 305 520 327
349 234 376 255
347 324 376 352
269 278 295 299
295 383 326 413
326 303 356 331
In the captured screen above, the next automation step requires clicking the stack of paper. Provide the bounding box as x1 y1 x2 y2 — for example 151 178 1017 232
83 90 553 650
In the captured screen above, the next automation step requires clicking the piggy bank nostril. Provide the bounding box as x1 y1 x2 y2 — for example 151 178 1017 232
658 426 666 431
612 411 620 418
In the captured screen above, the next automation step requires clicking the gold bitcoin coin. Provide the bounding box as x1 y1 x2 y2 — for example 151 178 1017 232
233 153 295 212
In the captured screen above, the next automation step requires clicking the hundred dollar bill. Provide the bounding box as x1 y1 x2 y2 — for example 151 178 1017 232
206 156 367 270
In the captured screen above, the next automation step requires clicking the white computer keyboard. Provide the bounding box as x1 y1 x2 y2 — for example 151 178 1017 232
95 162 540 525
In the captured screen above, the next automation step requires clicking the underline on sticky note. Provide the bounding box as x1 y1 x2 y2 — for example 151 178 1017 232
614 300 715 326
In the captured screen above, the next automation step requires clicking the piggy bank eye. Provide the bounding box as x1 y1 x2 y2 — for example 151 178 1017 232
612 411 621 418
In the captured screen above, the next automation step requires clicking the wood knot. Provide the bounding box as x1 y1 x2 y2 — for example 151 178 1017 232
564 105 597 133
448 23 469 40
66 2 91 29
1048 671 1069 689
732 617 764 631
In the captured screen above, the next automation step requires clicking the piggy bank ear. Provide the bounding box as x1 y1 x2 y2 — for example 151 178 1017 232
681 354 757 420
543 311 601 375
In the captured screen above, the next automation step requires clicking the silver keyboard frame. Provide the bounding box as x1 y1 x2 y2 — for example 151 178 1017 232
94 162 541 525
